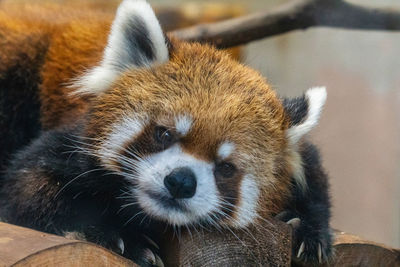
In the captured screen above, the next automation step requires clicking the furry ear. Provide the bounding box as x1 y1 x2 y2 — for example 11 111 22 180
74 0 169 95
283 87 327 144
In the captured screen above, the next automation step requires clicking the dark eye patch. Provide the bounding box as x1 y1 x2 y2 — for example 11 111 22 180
154 126 176 149
118 123 176 170
214 161 242 218
215 161 237 178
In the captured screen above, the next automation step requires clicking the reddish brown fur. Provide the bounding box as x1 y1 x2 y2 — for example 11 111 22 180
0 2 115 128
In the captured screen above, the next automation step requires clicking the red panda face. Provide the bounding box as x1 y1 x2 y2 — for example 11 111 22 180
75 0 327 228
85 51 289 227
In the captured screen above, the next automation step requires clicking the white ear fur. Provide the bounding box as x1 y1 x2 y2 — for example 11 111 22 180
287 87 327 144
73 0 168 95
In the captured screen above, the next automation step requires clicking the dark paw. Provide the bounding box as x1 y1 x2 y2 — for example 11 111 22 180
292 229 332 265
123 234 164 267
64 227 164 266
140 246 164 267
276 212 333 265
75 226 126 255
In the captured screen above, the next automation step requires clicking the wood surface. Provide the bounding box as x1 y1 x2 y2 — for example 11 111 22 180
1 221 399 266
0 222 137 267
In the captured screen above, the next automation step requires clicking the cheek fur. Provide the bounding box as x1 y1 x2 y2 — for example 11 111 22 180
216 171 261 228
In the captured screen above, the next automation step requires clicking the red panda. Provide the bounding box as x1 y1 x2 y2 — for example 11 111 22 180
0 0 332 266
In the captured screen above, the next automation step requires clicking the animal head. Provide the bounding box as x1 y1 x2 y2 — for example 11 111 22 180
75 0 327 228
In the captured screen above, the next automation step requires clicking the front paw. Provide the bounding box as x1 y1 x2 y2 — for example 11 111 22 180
140 246 164 267
64 228 164 266
276 213 333 265
292 226 332 265
124 234 164 267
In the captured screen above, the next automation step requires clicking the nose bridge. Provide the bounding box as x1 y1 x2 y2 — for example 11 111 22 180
168 146 200 170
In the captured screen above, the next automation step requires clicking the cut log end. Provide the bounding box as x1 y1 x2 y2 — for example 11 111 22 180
0 222 137 267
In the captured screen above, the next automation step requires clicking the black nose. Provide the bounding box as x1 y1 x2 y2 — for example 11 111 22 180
164 167 197 199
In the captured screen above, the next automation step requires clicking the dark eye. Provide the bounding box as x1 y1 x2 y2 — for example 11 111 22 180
215 162 236 178
154 126 175 147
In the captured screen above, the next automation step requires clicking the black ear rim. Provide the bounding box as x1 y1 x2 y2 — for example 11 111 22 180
282 95 309 127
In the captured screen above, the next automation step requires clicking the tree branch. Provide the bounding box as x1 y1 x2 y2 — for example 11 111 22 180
170 0 400 48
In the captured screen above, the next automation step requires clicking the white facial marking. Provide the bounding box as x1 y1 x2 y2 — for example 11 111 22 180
232 175 260 227
132 145 219 226
287 87 327 144
217 142 235 160
174 114 193 136
99 115 148 169
73 0 168 95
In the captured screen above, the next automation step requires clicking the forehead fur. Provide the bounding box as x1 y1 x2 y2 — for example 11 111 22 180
87 40 288 159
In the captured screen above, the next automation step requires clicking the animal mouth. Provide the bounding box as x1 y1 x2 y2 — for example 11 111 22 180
145 190 188 212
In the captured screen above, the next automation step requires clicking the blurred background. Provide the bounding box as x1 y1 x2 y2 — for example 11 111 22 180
3 0 400 248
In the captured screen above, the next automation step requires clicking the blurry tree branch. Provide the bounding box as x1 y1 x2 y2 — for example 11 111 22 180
171 0 400 48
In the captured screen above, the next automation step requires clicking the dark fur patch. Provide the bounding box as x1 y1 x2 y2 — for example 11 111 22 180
119 122 176 169
215 170 243 218
119 16 155 70
282 95 309 126
0 29 49 172
0 125 162 262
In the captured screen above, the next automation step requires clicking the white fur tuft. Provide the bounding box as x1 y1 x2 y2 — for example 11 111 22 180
287 87 327 144
217 142 235 160
175 114 193 136
73 0 168 95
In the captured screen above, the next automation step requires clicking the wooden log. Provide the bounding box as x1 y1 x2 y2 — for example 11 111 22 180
329 230 400 266
162 224 400 267
159 219 292 266
0 222 137 267
1 221 400 266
